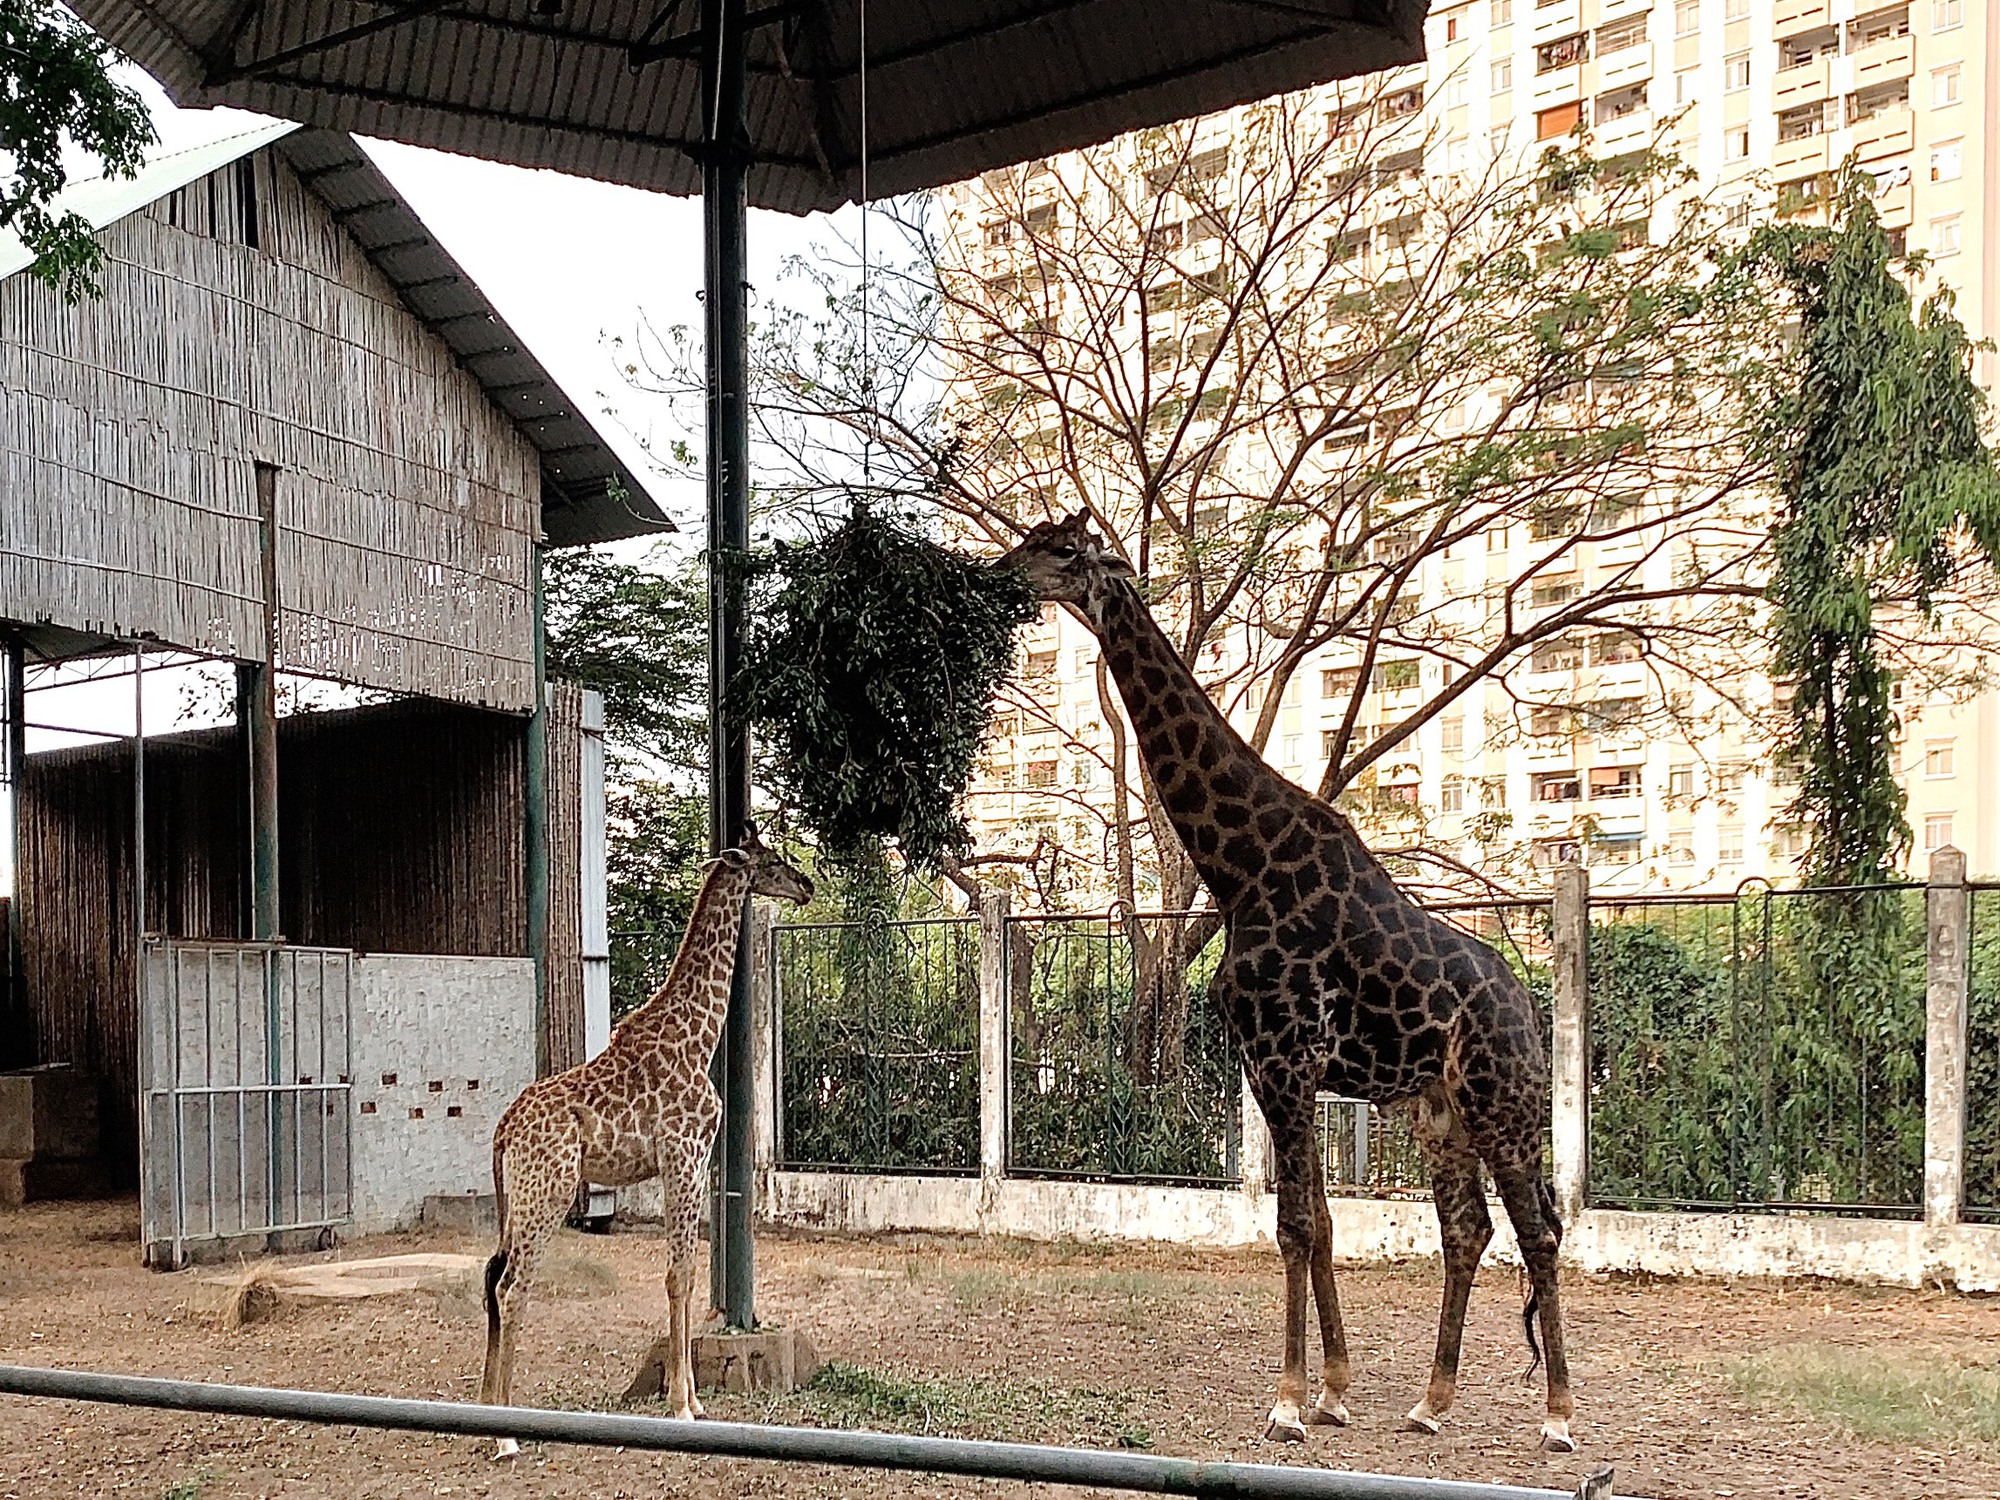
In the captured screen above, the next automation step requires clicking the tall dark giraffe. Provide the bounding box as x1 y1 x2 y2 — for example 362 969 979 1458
1001 513 1575 1452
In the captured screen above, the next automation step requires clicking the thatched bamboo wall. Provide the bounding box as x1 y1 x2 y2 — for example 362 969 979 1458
543 681 587 1076
0 149 537 709
17 696 586 1181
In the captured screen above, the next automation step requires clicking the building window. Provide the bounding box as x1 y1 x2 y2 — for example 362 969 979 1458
1726 126 1751 161
1322 665 1362 698
1925 740 1956 778
1716 761 1748 793
1934 0 1963 30
1934 65 1962 107
1373 659 1421 692
1482 776 1509 810
1282 735 1303 765
1492 58 1513 93
1492 0 1512 23
1718 823 1745 865
1441 716 1464 752
1597 15 1647 53
1441 775 1466 813
1774 825 1808 859
1674 0 1699 37
1446 72 1470 108
1532 770 1582 803
1932 215 1962 257
1589 766 1643 800
1724 0 1748 16
1666 832 1696 865
1667 765 1695 798
1537 34 1589 74
1925 814 1955 853
1445 9 1461 41
1931 140 1963 182
1724 53 1750 92
1592 835 1642 867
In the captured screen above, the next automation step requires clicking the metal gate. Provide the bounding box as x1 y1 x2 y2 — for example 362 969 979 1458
139 940 354 1267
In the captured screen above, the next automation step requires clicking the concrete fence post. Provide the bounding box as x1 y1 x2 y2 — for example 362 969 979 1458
978 892 1011 1190
1549 860 1589 1227
748 903 778 1181
1924 845 1971 1230
1239 1071 1271 1198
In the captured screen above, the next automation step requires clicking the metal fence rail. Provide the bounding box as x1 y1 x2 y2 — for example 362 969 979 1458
776 918 981 1174
1587 885 1926 1216
1007 912 1240 1186
0 1366 1617 1500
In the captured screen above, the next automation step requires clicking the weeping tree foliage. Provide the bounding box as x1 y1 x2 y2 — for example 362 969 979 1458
1746 170 2000 887
731 508 1038 882
2 0 154 299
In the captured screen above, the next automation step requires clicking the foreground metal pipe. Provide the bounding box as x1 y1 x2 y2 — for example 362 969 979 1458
0 1366 1612 1500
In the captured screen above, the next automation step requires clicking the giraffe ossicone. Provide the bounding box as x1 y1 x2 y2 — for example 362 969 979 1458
1000 511 1577 1454
478 827 813 1448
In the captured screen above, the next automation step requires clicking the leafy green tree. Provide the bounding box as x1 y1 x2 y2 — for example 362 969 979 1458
1745 170 2000 885
2 0 154 299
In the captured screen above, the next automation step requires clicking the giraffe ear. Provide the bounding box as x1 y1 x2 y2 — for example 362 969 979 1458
1099 550 1135 579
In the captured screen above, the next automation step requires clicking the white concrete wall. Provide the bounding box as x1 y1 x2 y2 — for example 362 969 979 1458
746 1170 2000 1290
348 955 535 1233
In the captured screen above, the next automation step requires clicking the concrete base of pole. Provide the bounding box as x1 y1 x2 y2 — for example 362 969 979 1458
624 1324 820 1403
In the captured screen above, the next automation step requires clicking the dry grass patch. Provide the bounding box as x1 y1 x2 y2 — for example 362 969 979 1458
1729 1344 2000 1443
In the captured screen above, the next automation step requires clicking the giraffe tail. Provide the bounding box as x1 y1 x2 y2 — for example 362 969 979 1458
484 1139 511 1369
1520 1176 1561 1381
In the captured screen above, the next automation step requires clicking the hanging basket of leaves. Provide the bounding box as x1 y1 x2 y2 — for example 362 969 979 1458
730 509 1038 873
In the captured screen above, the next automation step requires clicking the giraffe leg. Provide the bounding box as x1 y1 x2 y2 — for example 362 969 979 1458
1257 1085 1320 1443
1405 1134 1491 1437
480 1112 580 1458
1306 1171 1352 1425
658 1131 712 1422
1493 1161 1575 1453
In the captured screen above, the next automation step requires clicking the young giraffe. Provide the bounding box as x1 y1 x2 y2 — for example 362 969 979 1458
479 828 812 1449
1001 513 1575 1453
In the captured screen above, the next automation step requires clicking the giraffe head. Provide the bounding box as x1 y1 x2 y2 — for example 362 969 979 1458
727 823 815 905
998 510 1136 621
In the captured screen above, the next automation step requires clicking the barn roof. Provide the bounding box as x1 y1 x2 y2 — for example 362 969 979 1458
66 1 1429 216
0 123 672 548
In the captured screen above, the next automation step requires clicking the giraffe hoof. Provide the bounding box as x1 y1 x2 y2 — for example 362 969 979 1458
492 1437 521 1461
1263 1401 1308 1443
1308 1395 1351 1426
1540 1418 1577 1454
1404 1401 1443 1436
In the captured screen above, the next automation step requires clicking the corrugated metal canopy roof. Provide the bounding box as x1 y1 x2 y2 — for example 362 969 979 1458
2 124 672 547
69 0 1429 215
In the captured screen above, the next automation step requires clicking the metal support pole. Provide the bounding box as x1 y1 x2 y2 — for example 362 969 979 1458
701 0 756 1329
526 545 550 1077
3 635 24 1069
249 462 285 1235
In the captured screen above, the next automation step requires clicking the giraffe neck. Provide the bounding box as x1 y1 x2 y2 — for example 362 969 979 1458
1085 580 1374 908
627 859 753 1058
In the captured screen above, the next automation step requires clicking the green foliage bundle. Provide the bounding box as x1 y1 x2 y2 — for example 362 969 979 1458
2 0 155 300
731 509 1038 874
1741 171 2000 885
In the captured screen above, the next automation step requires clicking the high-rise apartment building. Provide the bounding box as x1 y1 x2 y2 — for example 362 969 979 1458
950 0 1999 901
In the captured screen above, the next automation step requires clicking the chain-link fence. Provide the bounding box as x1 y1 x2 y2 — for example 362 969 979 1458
774 918 981 1174
1007 912 1241 1185
1588 885 1926 1216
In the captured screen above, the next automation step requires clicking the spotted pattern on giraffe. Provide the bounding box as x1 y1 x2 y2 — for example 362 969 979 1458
1000 512 1575 1455
478 827 812 1441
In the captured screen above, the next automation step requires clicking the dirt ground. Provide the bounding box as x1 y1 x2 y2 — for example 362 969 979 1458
4 1199 1999 1500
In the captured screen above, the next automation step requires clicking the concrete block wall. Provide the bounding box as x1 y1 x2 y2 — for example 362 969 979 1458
349 955 535 1233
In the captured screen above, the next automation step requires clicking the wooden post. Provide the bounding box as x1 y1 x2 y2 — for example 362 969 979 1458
1924 845 1971 1230
978 890 1011 1189
1550 860 1589 1226
4 635 23 1068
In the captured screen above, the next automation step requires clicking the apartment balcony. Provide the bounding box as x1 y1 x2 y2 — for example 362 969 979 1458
1596 0 1651 21
1530 0 1582 43
1587 803 1647 835
1773 132 1831 178
1532 63 1584 110
1773 0 1831 37
1592 111 1653 157
1852 35 1916 91
1773 57 1832 110
1852 107 1914 161
1874 182 1913 228
1592 42 1653 92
